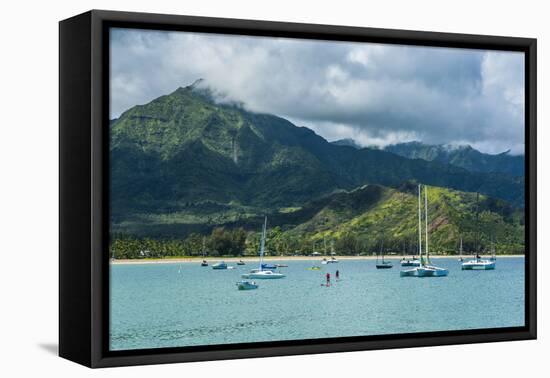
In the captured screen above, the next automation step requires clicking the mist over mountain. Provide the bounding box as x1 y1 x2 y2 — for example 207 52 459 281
331 138 362 149
385 141 524 177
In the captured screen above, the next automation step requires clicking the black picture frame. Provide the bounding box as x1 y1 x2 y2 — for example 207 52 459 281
59 9 537 368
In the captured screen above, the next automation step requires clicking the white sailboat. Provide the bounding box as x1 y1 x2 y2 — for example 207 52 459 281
461 199 496 271
461 239 496 270
457 237 464 262
242 217 285 279
401 184 449 277
201 237 208 266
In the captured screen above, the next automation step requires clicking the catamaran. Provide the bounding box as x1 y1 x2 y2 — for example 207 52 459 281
400 184 449 277
376 240 393 269
242 217 285 279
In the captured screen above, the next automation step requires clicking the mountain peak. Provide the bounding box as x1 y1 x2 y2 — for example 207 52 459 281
189 78 205 88
331 138 362 149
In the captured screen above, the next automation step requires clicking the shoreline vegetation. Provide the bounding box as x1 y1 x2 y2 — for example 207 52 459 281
111 254 525 265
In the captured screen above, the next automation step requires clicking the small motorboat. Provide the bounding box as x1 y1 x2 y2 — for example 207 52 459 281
237 260 246 265
212 261 228 270
276 264 288 268
327 257 339 263
200 260 208 267
261 263 277 270
236 280 258 290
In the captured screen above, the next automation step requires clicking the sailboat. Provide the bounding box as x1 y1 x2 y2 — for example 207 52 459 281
326 240 339 263
400 184 449 277
461 196 496 270
200 237 208 266
457 237 464 262
242 217 285 279
489 239 497 262
376 240 393 269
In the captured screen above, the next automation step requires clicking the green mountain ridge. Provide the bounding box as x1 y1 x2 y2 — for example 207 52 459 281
110 182 524 258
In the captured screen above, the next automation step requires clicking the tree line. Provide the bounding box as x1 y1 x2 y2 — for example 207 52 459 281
110 226 523 259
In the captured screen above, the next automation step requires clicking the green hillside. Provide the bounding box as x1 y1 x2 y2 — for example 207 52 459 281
278 183 523 255
110 183 524 258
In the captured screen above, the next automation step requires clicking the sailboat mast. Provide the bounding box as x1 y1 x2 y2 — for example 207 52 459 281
259 216 267 270
425 186 429 263
418 184 423 262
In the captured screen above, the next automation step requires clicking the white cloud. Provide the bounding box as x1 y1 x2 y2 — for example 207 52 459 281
110 28 525 154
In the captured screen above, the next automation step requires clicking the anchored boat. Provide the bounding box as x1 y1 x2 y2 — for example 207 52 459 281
461 196 496 270
236 280 258 290
212 261 228 270
200 237 208 266
401 184 448 278
376 240 393 269
461 256 496 270
242 217 285 279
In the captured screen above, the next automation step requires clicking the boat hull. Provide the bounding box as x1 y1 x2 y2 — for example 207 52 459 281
400 266 448 277
462 261 496 270
242 272 285 279
376 264 393 269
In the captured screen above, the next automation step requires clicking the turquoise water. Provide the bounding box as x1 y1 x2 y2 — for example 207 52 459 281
109 257 525 351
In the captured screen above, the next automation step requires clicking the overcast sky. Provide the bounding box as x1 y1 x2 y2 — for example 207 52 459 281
110 28 525 155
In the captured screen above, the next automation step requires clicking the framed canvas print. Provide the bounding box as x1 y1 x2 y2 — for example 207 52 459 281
59 10 536 368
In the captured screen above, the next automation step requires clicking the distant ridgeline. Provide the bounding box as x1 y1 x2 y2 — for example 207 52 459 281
109 81 525 258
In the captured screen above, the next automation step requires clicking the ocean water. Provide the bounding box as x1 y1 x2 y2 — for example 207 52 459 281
109 257 525 351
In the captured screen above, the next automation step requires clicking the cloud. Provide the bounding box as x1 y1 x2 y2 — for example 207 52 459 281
110 28 525 155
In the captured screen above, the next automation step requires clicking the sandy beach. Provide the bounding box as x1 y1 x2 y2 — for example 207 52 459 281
111 254 524 265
